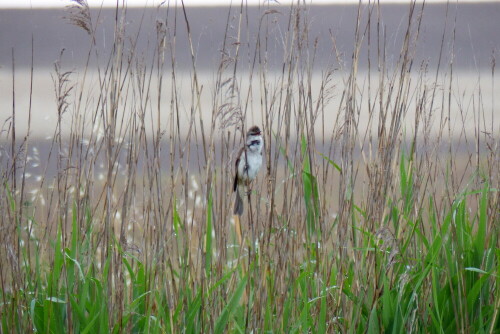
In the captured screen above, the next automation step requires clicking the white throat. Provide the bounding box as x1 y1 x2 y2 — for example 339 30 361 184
246 134 263 154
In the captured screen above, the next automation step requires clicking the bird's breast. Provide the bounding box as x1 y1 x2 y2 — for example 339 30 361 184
238 152 262 181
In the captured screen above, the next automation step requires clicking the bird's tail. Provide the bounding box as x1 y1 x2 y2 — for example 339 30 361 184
234 186 244 216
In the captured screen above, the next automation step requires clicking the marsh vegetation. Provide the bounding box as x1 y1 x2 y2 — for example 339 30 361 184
0 1 499 332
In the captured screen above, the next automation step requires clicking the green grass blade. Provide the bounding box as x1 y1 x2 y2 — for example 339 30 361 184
214 274 247 334
474 183 488 264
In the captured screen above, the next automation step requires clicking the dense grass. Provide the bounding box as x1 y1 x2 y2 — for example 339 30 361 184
1 1 499 333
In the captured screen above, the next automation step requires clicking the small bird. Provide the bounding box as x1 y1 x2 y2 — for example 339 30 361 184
233 126 264 215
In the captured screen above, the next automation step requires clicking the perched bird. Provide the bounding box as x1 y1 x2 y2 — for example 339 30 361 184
233 126 264 215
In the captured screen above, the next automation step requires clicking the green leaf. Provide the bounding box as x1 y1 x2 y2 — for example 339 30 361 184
301 135 320 241
367 303 380 334
318 152 342 173
474 183 489 264
214 274 247 334
464 267 491 276
173 195 181 235
65 250 85 281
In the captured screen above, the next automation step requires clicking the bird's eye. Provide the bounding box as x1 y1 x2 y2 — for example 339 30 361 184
250 140 260 146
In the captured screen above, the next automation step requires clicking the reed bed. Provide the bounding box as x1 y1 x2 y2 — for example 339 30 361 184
0 0 499 332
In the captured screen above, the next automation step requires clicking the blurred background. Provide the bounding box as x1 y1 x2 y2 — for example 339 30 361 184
1 1 499 138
